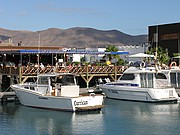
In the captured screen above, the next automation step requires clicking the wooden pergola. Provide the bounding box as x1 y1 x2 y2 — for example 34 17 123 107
0 45 128 88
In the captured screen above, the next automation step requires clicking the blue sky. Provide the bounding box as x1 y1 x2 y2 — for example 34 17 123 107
0 0 180 35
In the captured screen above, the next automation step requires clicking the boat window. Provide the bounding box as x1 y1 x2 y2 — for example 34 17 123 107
37 77 48 85
147 73 153 88
155 73 167 79
140 73 146 88
140 73 153 88
61 75 75 85
56 76 63 83
50 77 56 87
170 73 176 87
119 74 135 80
178 73 180 87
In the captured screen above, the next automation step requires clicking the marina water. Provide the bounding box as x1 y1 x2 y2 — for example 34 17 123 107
1 98 180 135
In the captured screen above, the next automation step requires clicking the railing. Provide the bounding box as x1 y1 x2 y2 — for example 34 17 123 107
0 65 127 86
0 65 126 75
21 65 126 75
0 67 19 75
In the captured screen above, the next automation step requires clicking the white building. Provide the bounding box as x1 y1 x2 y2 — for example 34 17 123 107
64 44 149 64
65 47 107 63
118 43 150 63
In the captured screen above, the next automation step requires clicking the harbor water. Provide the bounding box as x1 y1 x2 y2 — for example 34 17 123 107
1 98 180 135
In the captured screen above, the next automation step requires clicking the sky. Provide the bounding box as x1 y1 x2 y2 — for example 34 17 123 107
0 0 180 35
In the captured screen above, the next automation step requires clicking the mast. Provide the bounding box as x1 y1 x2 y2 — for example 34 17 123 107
37 33 40 87
38 33 40 69
37 33 40 75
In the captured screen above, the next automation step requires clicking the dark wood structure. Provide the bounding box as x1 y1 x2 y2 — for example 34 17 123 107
148 22 180 57
0 65 125 89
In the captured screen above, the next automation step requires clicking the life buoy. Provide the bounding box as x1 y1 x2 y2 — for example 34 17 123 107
140 61 145 69
170 61 177 68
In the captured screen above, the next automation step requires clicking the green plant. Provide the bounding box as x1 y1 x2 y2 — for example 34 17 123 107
104 45 125 65
147 46 170 65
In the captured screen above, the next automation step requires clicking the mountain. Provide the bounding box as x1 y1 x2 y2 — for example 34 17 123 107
0 27 147 48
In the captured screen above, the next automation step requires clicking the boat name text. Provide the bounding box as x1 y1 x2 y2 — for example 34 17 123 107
74 100 88 106
39 97 48 100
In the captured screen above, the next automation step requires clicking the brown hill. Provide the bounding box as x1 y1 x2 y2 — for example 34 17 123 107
0 27 147 47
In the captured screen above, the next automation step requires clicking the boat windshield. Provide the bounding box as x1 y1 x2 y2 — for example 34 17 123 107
61 75 75 85
119 74 135 80
37 77 49 85
51 75 75 86
155 73 167 79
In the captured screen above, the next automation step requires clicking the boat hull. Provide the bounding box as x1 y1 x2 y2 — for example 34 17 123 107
99 85 178 102
11 85 104 112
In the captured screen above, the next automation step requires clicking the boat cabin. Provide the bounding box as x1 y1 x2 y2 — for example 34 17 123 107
33 73 80 97
118 67 169 88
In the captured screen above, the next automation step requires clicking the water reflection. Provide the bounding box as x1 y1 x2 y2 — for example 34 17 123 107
103 99 180 135
71 111 103 135
1 99 180 135
14 105 74 135
0 102 104 135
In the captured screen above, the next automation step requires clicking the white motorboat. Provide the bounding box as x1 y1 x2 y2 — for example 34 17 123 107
11 73 105 112
99 62 179 102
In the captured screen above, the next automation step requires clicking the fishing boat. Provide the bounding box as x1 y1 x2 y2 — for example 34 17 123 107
99 61 179 102
10 72 105 112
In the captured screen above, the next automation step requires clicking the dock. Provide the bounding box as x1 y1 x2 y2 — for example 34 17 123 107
0 91 17 103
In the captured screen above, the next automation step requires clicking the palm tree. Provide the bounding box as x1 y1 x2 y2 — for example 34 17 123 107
147 46 170 65
105 45 119 61
103 45 124 65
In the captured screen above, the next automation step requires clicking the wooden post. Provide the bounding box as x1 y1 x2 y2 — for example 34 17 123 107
9 67 11 76
114 66 117 81
86 65 89 88
19 66 22 84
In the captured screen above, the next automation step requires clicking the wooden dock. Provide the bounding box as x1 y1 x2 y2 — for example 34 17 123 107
0 92 17 103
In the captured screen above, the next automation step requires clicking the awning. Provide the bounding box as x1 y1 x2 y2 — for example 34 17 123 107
0 49 129 55
128 53 154 58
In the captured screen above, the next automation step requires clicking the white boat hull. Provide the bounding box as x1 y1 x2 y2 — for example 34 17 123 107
12 85 104 112
99 85 178 102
